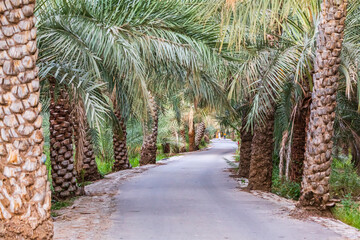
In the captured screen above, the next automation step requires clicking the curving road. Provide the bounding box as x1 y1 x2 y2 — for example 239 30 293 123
104 139 341 240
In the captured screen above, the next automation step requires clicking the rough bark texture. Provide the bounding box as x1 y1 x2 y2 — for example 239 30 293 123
50 84 79 199
290 97 310 183
300 0 347 209
188 108 195 151
113 110 131 171
237 126 253 178
72 101 101 182
248 113 275 191
195 122 205 149
0 1 54 238
162 143 170 154
204 134 210 143
179 129 187 152
140 94 158 165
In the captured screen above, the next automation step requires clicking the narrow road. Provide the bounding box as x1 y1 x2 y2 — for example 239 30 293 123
104 140 340 240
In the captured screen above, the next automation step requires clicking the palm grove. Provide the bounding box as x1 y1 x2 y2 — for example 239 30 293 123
1 0 360 239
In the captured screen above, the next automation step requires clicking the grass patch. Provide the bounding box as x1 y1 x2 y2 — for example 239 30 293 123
96 157 113 176
156 153 169 161
129 155 140 167
271 167 301 200
332 196 360 230
51 198 77 217
330 157 360 199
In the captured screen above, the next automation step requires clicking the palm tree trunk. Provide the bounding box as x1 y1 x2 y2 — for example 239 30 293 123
237 123 253 178
290 97 310 183
72 101 101 182
188 107 196 151
248 112 275 191
140 94 158 165
179 128 187 152
300 0 347 209
0 2 53 238
50 82 79 199
113 110 131 171
195 122 205 149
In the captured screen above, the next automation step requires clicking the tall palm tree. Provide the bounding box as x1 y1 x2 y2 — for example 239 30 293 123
300 0 348 209
0 1 53 238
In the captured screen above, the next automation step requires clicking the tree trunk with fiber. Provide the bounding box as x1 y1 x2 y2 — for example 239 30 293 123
113 109 131 171
300 0 347 209
50 82 79 199
195 122 205 149
290 96 311 183
248 112 275 191
179 129 187 152
0 2 53 238
237 123 253 178
140 94 158 165
188 107 196 151
72 100 101 182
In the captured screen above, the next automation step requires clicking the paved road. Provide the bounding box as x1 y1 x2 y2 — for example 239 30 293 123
105 140 340 240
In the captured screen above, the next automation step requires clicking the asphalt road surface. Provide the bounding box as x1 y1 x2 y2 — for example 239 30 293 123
104 139 341 240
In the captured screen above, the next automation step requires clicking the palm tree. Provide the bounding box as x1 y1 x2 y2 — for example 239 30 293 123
248 110 275 191
112 108 132 171
72 98 101 181
49 80 79 199
300 0 348 209
188 106 196 151
0 1 53 238
238 121 253 178
195 122 206 149
140 92 159 165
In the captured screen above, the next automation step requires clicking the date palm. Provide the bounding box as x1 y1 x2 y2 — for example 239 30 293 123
188 106 196 151
300 0 348 209
140 92 159 165
0 1 53 238
72 98 101 181
49 80 79 199
112 108 132 171
195 122 206 149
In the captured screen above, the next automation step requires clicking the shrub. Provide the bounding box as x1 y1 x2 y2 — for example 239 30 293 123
330 157 360 198
272 167 301 200
332 195 360 230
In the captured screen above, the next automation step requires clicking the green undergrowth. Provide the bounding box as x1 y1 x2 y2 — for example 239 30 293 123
96 150 177 176
329 156 360 230
332 196 360 230
51 198 77 217
330 157 360 199
156 153 169 161
96 157 113 176
129 155 140 167
271 167 301 200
